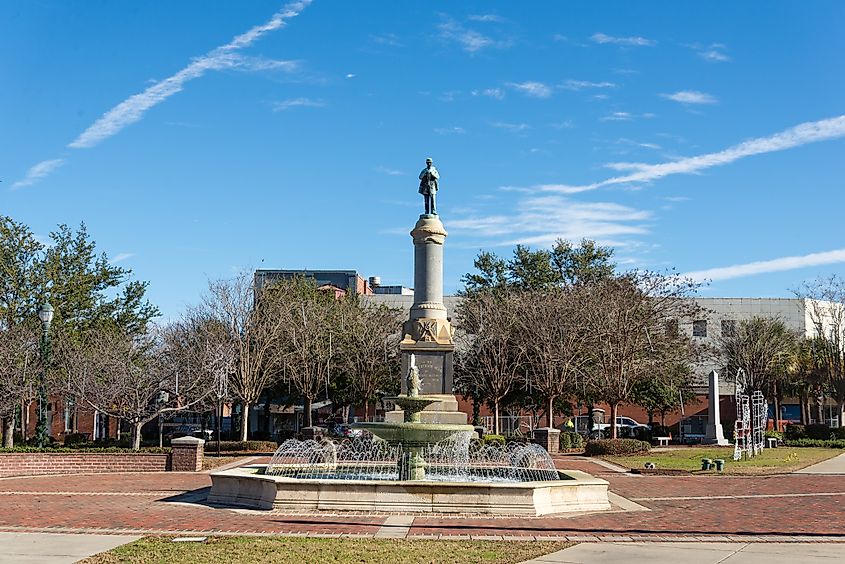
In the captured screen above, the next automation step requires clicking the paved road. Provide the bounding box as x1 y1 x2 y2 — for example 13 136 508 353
0 532 139 563
521 542 845 563
795 453 845 474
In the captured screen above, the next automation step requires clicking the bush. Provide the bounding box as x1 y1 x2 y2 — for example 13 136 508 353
481 434 505 446
650 425 671 438
785 424 805 440
212 440 278 452
559 432 571 450
806 424 832 440
584 439 651 456
831 427 845 440
632 427 652 442
784 438 845 449
0 446 170 454
569 432 584 450
764 430 784 442
63 433 90 446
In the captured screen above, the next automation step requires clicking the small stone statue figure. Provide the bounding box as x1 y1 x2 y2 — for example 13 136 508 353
418 158 439 215
408 354 422 397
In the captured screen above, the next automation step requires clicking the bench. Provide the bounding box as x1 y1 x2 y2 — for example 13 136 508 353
656 436 670 447
766 437 778 449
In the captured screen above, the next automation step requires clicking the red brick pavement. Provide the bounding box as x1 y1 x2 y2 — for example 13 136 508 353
0 459 842 542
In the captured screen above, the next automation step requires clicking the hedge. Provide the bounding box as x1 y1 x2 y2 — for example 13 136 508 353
559 432 584 450
784 438 845 449
0 446 170 454
584 439 651 456
213 440 279 452
785 424 845 441
481 434 506 446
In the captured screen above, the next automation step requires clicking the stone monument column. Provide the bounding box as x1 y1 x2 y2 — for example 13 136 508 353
703 370 729 445
385 159 467 425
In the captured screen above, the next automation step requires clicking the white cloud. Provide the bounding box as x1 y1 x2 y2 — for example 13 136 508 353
450 195 651 247
438 19 495 53
110 253 134 264
683 248 845 282
490 121 531 132
434 126 466 135
472 88 505 100
700 49 729 62
370 33 403 47
547 114 845 193
601 111 633 122
68 1 310 150
561 80 616 91
661 90 717 105
468 14 503 23
374 166 405 176
507 81 552 98
591 32 656 47
11 159 66 189
345 73 356 79
272 97 325 111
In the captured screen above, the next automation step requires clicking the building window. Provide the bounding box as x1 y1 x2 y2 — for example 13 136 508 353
693 320 707 337
721 319 737 337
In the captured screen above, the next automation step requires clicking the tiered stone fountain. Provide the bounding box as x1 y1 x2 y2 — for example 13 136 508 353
207 161 611 515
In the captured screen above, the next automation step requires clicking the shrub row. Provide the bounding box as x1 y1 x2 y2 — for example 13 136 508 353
0 446 170 454
786 424 845 441
213 440 279 452
584 438 651 456
783 438 845 449
559 431 584 450
481 434 506 446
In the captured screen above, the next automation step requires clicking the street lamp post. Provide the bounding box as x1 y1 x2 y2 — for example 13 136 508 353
36 302 54 448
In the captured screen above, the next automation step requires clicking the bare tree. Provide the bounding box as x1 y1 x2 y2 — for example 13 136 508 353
455 290 526 435
580 272 704 439
794 276 845 426
519 288 589 427
338 300 401 422
270 279 340 429
55 326 213 449
0 323 38 447
202 274 288 441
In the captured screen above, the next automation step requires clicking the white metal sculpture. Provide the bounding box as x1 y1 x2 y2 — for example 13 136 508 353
733 369 768 461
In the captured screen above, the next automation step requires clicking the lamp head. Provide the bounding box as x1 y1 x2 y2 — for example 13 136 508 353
38 303 54 325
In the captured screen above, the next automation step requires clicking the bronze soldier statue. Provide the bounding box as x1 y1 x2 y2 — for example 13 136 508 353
418 158 440 215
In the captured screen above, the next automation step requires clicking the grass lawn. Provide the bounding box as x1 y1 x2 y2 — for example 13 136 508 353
201 455 251 471
603 446 840 474
83 536 571 564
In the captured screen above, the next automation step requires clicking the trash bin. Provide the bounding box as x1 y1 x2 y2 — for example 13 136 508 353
701 458 713 471
714 459 725 471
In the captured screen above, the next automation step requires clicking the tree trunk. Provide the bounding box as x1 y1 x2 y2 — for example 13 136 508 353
132 421 142 451
363 399 369 423
493 400 500 435
2 417 13 447
547 396 555 428
772 386 781 432
240 402 250 441
609 403 619 439
647 410 654 427
471 396 481 426
304 396 313 428
799 392 808 425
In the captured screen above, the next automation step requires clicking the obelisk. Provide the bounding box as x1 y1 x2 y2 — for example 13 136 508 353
703 370 729 445
385 158 467 425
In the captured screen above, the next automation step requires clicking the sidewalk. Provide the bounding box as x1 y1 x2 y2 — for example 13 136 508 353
521 542 845 563
795 453 845 474
0 532 140 563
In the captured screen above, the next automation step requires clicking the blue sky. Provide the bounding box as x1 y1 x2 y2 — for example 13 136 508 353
4 1 845 319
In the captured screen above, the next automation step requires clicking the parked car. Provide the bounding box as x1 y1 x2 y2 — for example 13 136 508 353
330 424 365 439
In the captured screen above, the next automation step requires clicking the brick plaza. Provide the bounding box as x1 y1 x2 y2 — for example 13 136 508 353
0 457 842 542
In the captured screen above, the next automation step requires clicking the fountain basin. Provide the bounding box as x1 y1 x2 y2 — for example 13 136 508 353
208 465 611 516
354 422 475 447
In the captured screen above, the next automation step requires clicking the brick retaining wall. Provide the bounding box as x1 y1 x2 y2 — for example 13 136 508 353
0 453 171 478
